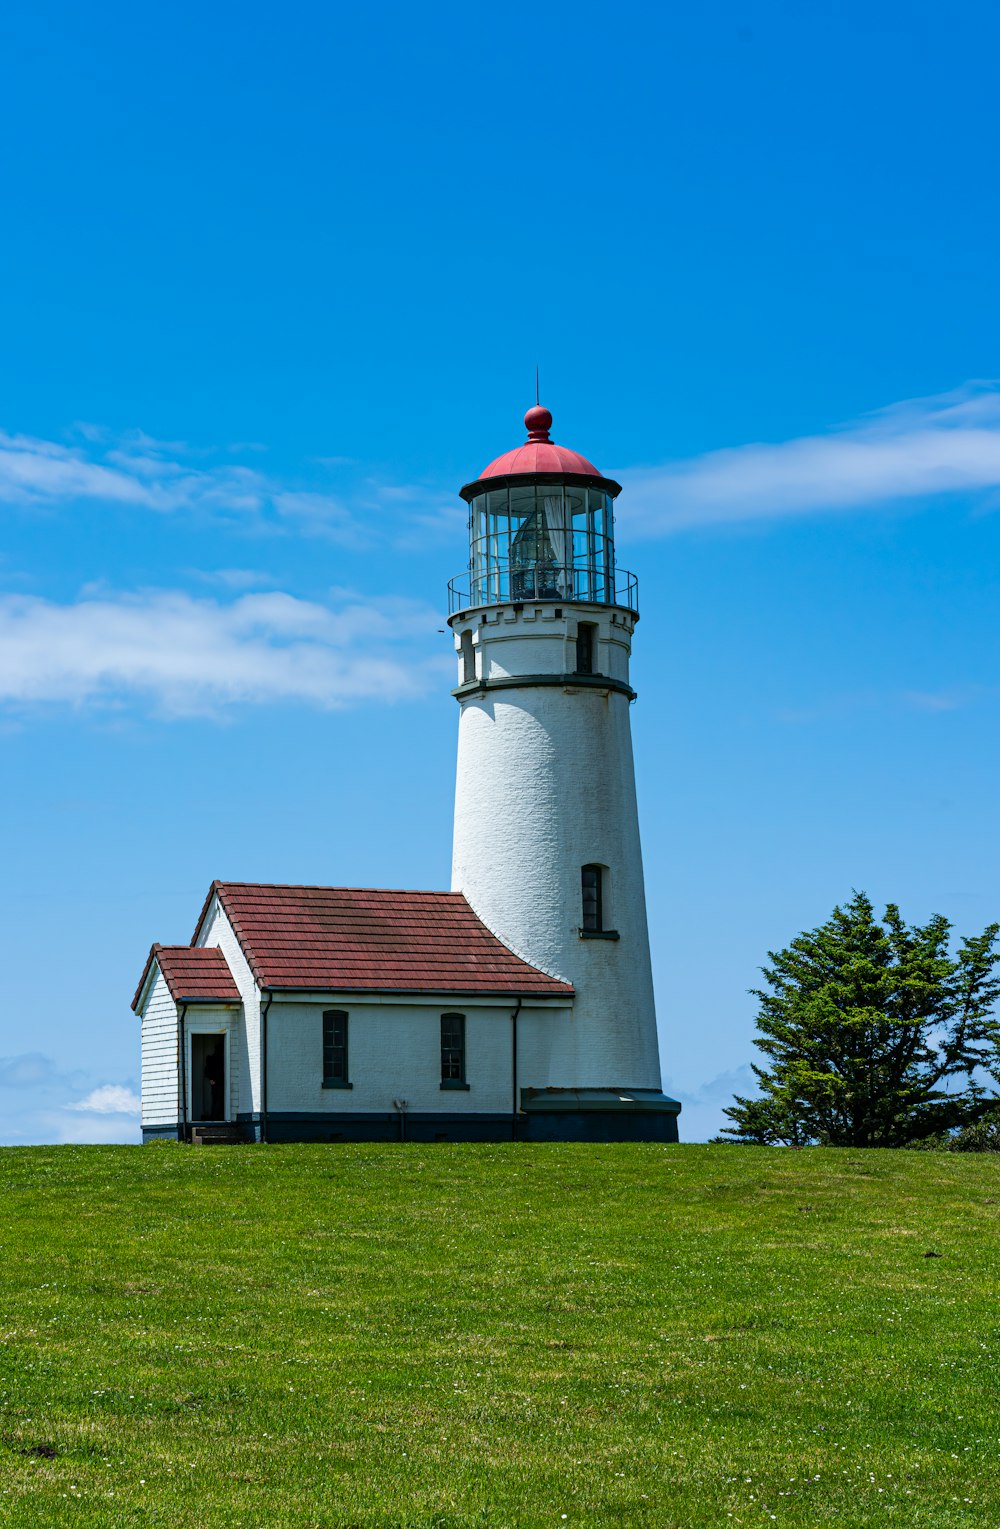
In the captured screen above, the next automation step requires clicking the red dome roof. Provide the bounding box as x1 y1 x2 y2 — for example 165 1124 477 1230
478 405 603 480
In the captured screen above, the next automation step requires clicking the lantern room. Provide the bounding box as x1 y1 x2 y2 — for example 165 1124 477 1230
449 405 636 614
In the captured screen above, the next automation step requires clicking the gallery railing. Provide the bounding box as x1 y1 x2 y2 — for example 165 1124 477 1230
448 563 638 616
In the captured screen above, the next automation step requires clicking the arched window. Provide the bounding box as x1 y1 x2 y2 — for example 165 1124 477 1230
460 629 476 685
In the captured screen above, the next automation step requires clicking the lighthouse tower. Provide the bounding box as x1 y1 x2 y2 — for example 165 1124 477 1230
449 404 680 1141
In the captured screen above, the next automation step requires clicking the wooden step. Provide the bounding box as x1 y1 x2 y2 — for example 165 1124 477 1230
190 1124 247 1146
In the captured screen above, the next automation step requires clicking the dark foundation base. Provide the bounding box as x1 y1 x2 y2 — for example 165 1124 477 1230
143 1092 681 1146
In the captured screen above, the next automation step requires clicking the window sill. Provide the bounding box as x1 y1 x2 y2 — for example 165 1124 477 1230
322 1080 353 1089
440 1080 471 1091
579 929 621 941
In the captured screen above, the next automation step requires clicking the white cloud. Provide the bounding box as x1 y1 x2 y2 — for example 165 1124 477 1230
67 1084 141 1115
616 381 1000 535
0 1058 142 1145
0 587 447 715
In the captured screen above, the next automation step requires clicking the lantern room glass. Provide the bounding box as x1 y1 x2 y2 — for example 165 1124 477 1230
467 483 616 607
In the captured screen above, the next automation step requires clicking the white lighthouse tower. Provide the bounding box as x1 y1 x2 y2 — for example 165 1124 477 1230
449 403 680 1141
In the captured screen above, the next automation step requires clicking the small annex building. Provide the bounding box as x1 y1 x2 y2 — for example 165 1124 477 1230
133 881 575 1143
133 401 682 1144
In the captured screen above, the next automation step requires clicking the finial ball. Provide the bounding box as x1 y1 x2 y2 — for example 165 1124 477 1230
524 405 553 441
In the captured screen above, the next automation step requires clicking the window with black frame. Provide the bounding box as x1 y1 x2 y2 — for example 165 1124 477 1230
580 865 620 939
322 1009 350 1087
581 865 603 932
460 628 476 684
440 1012 468 1088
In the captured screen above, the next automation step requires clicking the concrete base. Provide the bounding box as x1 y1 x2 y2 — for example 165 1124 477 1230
520 1087 681 1143
143 1096 681 1145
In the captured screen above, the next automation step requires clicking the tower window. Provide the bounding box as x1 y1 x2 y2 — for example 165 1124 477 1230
580 865 620 939
575 622 597 675
322 1010 351 1088
581 865 604 932
440 1012 469 1089
460 629 476 685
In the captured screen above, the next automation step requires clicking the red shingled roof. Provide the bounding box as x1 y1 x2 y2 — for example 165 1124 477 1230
193 881 574 998
132 943 241 1012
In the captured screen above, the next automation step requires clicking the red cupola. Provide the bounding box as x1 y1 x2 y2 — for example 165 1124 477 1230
475 405 606 481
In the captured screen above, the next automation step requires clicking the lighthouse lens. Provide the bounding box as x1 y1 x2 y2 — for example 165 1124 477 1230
467 483 617 608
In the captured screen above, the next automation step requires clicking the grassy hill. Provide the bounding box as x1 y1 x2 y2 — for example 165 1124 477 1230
0 1143 997 1528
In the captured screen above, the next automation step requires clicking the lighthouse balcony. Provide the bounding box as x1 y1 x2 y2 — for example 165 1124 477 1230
448 562 638 618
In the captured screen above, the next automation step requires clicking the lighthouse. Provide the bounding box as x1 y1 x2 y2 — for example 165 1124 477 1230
449 404 681 1141
133 401 680 1145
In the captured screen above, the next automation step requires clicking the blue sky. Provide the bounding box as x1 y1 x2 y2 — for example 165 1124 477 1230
2 0 1000 1143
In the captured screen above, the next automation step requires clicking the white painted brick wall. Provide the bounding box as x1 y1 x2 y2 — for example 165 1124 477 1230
263 997 570 1114
450 602 662 1090
140 969 178 1127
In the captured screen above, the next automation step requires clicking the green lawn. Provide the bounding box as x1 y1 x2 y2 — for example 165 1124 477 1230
0 1144 997 1527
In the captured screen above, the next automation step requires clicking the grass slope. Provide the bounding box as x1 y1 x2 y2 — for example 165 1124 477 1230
0 1143 997 1527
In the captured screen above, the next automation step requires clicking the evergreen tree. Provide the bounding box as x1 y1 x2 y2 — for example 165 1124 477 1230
722 893 1000 1147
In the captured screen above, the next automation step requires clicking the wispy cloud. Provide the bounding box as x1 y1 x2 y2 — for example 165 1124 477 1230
617 381 1000 534
0 1053 63 1089
774 684 993 724
0 426 368 542
0 423 461 548
16 382 998 550
0 588 447 715
660 1065 756 1142
189 567 278 590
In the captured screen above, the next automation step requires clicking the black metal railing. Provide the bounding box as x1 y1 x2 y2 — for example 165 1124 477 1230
448 563 638 616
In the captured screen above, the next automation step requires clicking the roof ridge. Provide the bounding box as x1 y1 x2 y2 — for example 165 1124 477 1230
214 880 463 896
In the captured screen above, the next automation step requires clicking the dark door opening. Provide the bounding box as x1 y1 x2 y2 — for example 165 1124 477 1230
191 1033 226 1121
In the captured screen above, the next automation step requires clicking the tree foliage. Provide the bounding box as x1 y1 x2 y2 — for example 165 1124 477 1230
722 892 1000 1148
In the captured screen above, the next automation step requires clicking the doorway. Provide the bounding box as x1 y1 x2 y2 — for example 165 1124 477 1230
191 1033 226 1122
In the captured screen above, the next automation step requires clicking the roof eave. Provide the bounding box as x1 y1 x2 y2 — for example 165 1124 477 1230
259 983 574 1000
459 470 622 504
175 995 243 1007
131 944 161 1015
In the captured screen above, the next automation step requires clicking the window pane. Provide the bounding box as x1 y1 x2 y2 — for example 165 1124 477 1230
323 1010 348 1083
581 866 603 932
588 489 607 539
441 1013 465 1082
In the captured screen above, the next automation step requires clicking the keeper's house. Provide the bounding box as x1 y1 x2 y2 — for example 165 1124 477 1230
132 401 681 1144
133 881 577 1143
